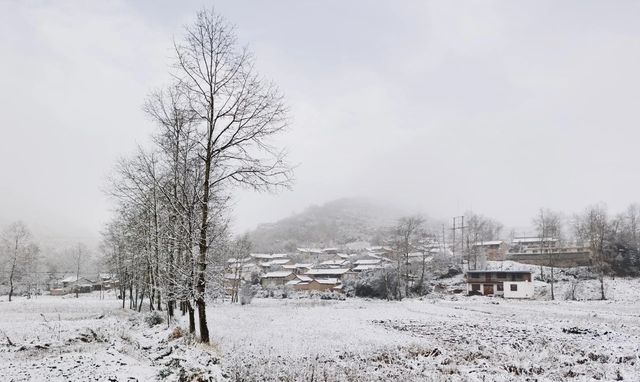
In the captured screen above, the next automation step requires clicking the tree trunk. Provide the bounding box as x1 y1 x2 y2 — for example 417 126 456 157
188 301 196 333
196 146 213 343
550 266 555 300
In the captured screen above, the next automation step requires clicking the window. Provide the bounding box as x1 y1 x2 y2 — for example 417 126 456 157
471 284 480 291
469 273 479 278
497 284 503 291
510 284 518 292
497 273 506 279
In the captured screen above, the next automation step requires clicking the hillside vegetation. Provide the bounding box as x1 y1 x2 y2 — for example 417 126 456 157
246 198 405 252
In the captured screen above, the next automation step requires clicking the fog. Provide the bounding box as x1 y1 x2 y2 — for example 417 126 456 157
1 0 640 245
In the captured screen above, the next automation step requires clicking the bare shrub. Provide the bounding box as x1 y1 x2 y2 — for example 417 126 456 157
144 311 164 327
240 284 258 305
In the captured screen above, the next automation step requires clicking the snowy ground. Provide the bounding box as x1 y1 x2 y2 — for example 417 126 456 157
0 292 222 382
209 279 640 381
1 278 639 381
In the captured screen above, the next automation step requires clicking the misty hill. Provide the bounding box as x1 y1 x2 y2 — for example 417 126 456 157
246 198 405 252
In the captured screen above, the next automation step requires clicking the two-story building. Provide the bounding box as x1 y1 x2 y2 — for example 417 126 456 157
465 270 534 298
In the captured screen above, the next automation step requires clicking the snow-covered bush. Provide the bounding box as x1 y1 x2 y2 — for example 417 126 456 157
345 268 400 300
144 311 164 327
240 284 258 305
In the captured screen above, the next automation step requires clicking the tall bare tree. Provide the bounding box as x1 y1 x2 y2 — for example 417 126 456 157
389 216 426 299
170 9 292 343
1 222 37 302
575 204 611 300
533 208 562 300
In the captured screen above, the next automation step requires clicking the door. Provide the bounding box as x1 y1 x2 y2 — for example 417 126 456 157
483 284 494 295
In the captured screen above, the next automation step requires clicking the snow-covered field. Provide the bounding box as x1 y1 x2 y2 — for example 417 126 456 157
1 278 639 381
209 279 640 381
0 292 221 382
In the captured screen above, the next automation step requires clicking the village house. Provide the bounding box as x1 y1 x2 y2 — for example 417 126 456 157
318 259 349 268
352 258 384 272
507 237 592 267
286 274 313 288
304 268 351 281
465 270 534 298
303 278 341 292
261 270 296 288
282 263 313 274
472 240 508 261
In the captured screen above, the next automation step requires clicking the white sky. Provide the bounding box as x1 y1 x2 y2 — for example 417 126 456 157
1 1 639 244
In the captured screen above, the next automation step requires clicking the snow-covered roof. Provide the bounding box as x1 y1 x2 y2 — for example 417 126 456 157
305 268 350 276
297 248 322 254
270 259 291 265
296 275 313 282
353 264 382 271
319 260 348 266
512 237 557 244
61 276 78 283
472 240 504 246
354 259 381 265
466 270 532 274
262 271 294 279
313 278 339 285
250 253 271 259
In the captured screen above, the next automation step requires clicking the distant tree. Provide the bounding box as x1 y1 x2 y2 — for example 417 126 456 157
574 204 612 300
1 222 38 301
389 216 427 299
533 208 563 300
464 212 503 270
74 244 88 298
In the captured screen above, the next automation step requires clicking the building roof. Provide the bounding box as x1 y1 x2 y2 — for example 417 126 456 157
262 271 294 279
270 259 291 265
297 247 323 254
512 237 557 244
353 264 382 271
466 270 532 274
319 259 348 266
282 263 313 270
313 278 339 285
354 259 381 265
472 240 504 246
305 268 351 276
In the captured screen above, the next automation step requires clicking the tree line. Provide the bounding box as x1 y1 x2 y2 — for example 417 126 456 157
102 9 291 344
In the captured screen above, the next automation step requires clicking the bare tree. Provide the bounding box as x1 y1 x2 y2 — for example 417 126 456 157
1 222 38 302
575 204 611 300
389 216 426 299
171 9 292 343
533 208 562 300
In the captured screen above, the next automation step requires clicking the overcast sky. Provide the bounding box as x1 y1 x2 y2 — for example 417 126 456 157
1 1 639 245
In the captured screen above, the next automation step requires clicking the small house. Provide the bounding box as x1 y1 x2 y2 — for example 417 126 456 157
261 271 296 288
471 240 508 261
465 270 534 299
304 268 351 280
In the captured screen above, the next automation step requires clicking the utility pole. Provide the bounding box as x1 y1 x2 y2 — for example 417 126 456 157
451 216 467 269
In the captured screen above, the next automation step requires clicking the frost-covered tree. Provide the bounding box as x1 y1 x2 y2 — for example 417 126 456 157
388 216 427 299
574 204 613 300
533 208 563 300
1 222 39 301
